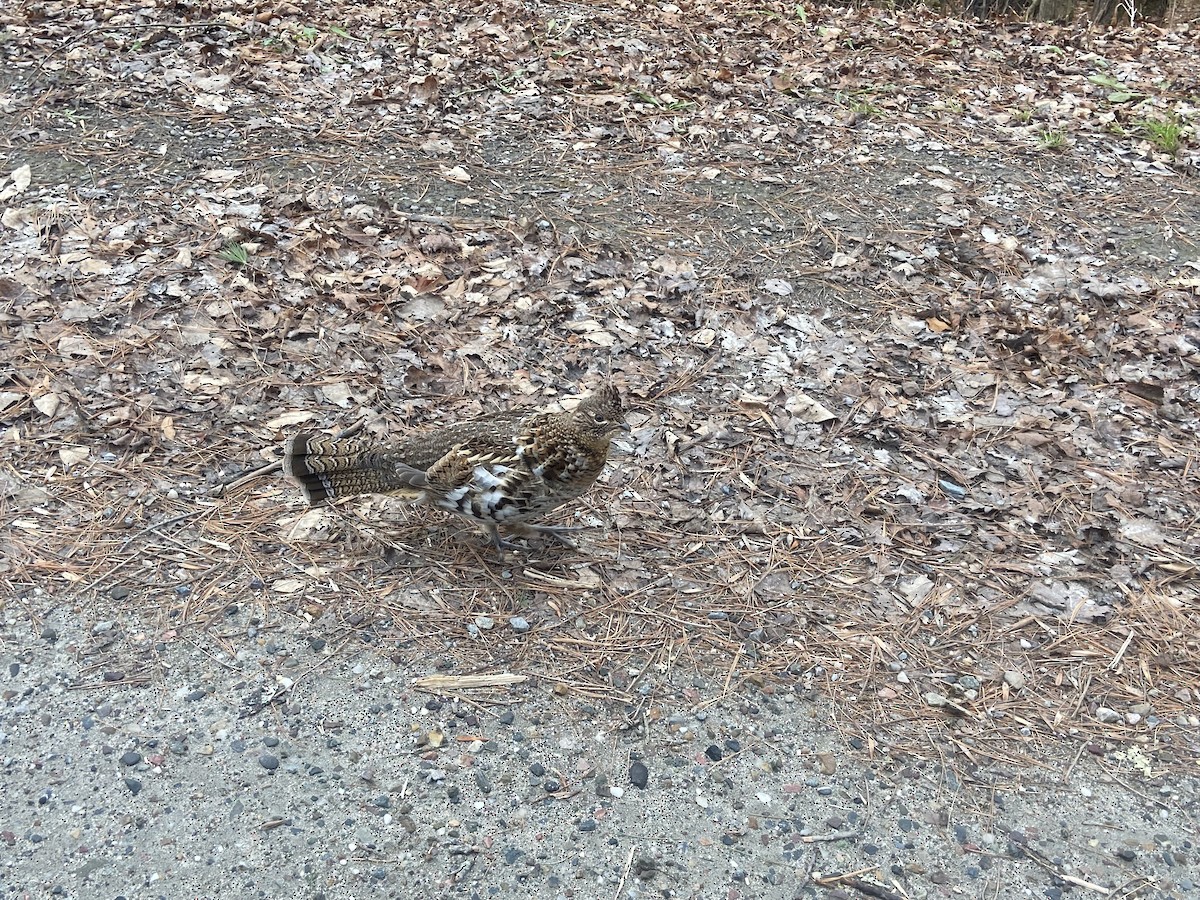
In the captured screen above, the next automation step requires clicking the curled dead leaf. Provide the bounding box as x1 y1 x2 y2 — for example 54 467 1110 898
0 164 32 201
784 391 835 424
265 410 317 430
567 320 617 347
33 393 61 417
0 391 23 415
59 446 90 468
57 335 96 357
78 258 113 276
319 383 355 408
284 508 335 542
409 73 439 102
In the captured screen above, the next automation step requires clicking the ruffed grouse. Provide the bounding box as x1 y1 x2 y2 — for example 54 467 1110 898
282 384 627 550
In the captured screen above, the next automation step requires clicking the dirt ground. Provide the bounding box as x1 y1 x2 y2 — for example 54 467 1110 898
1 1 1198 897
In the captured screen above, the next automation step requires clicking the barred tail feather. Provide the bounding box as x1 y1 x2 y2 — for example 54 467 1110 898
283 433 427 506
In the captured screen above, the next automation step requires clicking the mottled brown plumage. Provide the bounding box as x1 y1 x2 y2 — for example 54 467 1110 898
282 384 626 549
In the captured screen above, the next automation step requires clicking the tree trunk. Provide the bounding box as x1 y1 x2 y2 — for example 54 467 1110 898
1092 0 1174 21
964 0 1022 16
1091 0 1122 21
1164 0 1196 19
1028 0 1077 19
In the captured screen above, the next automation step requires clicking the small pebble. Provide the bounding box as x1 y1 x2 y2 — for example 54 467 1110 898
259 754 279 771
509 617 530 634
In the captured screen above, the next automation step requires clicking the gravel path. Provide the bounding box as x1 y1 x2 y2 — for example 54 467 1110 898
4 605 1196 899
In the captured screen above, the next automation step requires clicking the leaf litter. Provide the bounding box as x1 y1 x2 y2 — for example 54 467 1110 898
1 0 1198 770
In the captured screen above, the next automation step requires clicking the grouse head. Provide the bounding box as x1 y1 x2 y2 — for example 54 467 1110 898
572 383 628 444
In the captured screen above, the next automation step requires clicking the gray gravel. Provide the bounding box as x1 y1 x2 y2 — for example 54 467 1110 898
2 605 1197 899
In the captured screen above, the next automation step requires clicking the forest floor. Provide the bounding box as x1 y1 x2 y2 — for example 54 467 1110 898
1 1 1198 898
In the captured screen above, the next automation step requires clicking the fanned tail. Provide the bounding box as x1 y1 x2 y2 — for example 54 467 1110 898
283 434 427 506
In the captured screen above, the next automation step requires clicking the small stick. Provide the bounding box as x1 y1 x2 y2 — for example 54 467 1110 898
612 845 636 900
1108 629 1135 671
801 829 861 843
814 871 905 900
218 460 281 496
1014 842 1112 894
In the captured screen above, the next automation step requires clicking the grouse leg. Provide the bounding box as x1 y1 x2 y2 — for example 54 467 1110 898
481 522 522 555
520 524 584 549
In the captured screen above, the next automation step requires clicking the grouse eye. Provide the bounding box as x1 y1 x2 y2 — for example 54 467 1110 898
590 411 606 424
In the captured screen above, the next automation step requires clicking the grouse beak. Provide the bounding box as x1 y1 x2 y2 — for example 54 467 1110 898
609 422 631 437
